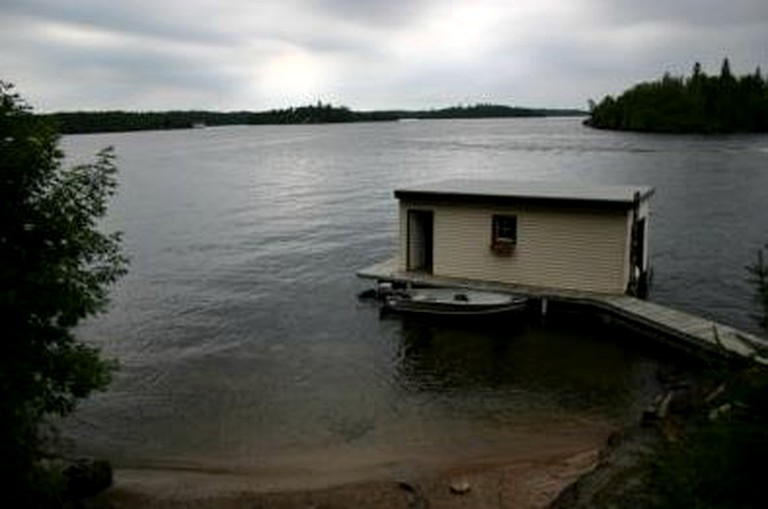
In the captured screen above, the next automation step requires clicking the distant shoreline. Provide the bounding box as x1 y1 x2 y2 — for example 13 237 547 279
40 104 586 135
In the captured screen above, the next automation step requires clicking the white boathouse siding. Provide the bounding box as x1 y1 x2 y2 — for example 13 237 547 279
396 180 653 295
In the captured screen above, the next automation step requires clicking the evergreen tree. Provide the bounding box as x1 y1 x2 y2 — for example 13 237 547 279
720 57 733 81
586 59 768 133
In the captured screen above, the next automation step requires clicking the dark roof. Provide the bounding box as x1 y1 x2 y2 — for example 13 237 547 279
394 179 654 206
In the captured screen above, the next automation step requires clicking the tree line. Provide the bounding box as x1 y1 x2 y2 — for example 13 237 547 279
386 103 583 120
586 59 768 133
40 103 584 134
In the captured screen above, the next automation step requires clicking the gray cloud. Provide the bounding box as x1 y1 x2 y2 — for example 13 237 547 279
2 0 236 44
590 0 768 27
1 0 766 111
313 0 436 27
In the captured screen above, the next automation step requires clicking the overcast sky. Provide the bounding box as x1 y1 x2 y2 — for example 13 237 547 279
2 0 767 112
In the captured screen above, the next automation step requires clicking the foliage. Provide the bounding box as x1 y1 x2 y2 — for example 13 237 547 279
41 103 379 133
0 81 127 505
39 102 585 134
587 59 768 133
348 103 583 120
647 365 768 509
413 104 545 119
252 102 360 124
43 110 257 134
746 245 768 332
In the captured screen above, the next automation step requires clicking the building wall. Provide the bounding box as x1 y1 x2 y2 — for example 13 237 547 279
399 199 633 293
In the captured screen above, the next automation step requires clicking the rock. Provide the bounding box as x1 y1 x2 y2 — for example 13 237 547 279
548 424 662 508
64 458 113 500
656 391 674 419
397 481 427 509
449 479 471 495
709 402 732 420
641 407 660 427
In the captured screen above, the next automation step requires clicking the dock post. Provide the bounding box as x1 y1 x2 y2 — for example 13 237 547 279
540 297 548 318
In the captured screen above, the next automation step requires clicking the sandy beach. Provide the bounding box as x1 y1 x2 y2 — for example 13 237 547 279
97 438 603 509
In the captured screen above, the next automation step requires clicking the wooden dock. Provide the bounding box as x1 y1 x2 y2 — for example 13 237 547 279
358 258 768 364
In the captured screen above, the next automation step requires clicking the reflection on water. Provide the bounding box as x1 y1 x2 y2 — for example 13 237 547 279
393 314 671 421
59 118 768 483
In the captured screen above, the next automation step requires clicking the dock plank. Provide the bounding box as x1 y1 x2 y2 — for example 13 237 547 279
357 259 768 363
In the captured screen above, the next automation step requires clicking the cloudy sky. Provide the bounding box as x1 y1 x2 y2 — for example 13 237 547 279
2 0 766 112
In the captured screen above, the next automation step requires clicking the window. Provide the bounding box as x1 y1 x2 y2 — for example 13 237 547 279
491 215 517 255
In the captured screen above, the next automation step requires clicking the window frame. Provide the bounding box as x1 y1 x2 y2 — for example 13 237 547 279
491 214 517 255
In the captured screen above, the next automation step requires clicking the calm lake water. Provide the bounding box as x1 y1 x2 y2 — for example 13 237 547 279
61 118 768 486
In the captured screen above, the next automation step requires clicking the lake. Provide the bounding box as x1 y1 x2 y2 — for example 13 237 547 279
60 118 768 488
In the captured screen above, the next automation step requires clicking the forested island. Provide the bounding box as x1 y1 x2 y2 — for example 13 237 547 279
40 103 584 134
586 59 768 133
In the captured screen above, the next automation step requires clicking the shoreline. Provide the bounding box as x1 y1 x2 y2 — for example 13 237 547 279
93 443 603 508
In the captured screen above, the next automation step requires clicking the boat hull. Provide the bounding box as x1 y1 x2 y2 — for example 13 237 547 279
382 288 528 316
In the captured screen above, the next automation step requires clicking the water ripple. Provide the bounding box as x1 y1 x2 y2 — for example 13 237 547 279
62 118 768 477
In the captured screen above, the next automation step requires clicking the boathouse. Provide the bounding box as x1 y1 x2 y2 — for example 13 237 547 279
381 180 654 295
358 180 768 362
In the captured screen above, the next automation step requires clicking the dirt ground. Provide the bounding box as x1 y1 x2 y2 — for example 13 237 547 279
94 445 601 509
